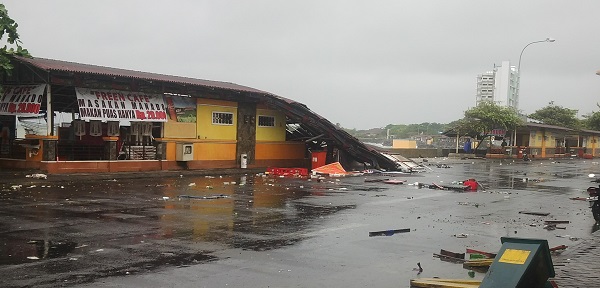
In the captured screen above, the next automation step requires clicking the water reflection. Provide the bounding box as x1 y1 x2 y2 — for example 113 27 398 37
157 175 356 251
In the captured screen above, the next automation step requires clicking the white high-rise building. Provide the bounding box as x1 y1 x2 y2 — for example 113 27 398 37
476 61 519 109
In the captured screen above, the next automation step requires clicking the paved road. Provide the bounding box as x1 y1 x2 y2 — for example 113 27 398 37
1 158 599 287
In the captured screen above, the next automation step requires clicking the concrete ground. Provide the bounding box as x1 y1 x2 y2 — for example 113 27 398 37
0 158 598 287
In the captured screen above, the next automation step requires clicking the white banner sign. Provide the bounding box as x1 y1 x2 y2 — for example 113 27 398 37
75 87 167 122
0 84 46 116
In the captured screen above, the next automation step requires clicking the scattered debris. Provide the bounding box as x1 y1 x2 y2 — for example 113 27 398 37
463 259 494 270
569 197 588 201
549 245 568 252
453 233 468 238
382 179 406 185
518 211 550 216
467 248 496 258
369 228 410 237
556 235 579 241
412 262 423 274
26 173 47 179
433 249 465 263
440 249 465 260
458 202 481 208
544 220 569 225
178 194 229 200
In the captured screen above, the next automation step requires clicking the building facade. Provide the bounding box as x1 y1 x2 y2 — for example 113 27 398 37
0 56 399 173
476 61 519 109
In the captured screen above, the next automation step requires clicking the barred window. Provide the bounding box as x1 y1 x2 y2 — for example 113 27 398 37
212 112 233 125
258 115 275 127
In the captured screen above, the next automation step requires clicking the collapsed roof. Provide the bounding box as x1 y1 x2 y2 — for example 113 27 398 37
5 56 399 170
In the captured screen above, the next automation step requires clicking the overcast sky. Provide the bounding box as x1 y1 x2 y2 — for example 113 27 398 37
4 1 600 129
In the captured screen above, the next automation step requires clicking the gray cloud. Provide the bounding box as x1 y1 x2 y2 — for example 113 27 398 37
4 0 600 129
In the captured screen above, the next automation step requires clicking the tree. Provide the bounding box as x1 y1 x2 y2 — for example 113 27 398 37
583 104 600 131
0 3 30 80
528 103 581 128
463 101 524 134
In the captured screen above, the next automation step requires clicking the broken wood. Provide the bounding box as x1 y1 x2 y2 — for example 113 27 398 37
519 211 550 216
382 179 406 185
433 253 466 263
544 220 570 225
440 249 465 260
368 228 410 237
550 245 568 252
463 259 494 267
466 248 496 259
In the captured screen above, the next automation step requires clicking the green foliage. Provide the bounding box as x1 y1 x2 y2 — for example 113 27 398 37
583 104 600 130
463 101 523 133
528 103 581 128
0 3 30 79
385 123 446 138
446 118 483 138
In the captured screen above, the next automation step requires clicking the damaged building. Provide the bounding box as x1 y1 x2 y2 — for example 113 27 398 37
0 56 403 173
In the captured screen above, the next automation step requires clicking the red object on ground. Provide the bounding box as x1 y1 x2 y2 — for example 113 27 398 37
312 162 348 176
266 167 308 177
463 179 478 191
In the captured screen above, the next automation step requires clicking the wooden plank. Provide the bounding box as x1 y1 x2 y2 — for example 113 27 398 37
433 253 466 263
544 220 570 224
440 249 465 260
466 248 496 258
463 259 494 267
519 211 550 216
383 179 406 185
369 228 410 237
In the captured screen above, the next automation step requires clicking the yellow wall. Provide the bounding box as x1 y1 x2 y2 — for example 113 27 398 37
256 109 286 141
545 132 556 148
164 122 196 138
256 142 305 159
530 131 543 147
164 140 237 161
195 142 237 160
197 99 237 140
392 139 417 148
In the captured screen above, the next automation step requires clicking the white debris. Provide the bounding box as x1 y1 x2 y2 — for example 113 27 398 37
26 173 47 179
188 183 196 187
27 256 40 260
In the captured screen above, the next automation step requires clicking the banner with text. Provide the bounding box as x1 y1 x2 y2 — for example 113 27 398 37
0 84 46 116
75 88 167 122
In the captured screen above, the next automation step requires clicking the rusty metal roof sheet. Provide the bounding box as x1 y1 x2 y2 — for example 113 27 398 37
13 56 267 94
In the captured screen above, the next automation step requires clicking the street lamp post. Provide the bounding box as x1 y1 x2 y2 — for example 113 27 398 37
517 38 556 100
514 37 555 149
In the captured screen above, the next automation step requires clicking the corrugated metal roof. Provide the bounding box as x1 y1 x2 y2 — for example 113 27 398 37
525 122 575 132
13 56 267 94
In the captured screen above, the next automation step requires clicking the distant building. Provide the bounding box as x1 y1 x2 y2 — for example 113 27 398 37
392 139 417 149
476 61 519 109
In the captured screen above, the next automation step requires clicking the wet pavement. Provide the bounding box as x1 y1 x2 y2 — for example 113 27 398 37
1 159 599 287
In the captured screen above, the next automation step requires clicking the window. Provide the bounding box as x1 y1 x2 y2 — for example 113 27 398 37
212 112 233 125
258 115 275 127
